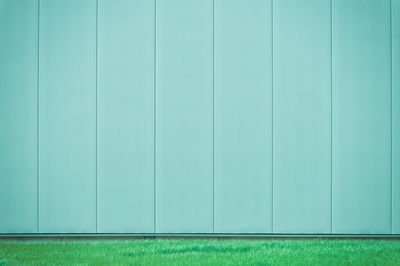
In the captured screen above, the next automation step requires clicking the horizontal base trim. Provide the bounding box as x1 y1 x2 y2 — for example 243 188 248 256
1 233 400 238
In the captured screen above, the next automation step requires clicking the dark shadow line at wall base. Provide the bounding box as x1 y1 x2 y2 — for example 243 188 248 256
1 233 400 240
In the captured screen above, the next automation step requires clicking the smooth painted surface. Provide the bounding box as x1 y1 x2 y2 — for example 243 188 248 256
273 0 331 233
214 0 272 233
332 0 392 234
0 0 398 235
156 0 213 233
393 0 400 234
97 0 155 233
0 0 38 233
39 0 96 233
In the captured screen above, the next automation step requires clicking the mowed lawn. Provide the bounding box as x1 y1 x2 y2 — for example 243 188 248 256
1 238 400 265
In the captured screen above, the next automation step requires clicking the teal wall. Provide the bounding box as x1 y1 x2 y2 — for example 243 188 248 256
0 0 398 234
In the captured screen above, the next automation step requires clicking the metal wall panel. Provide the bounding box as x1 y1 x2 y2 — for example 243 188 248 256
39 0 97 233
214 0 273 233
97 0 155 233
273 0 331 233
0 0 397 236
332 0 392 234
393 0 400 234
0 0 38 233
156 0 213 233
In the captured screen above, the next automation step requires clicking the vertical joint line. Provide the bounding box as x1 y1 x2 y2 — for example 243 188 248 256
330 0 333 234
390 0 393 234
37 0 40 234
212 0 215 234
95 0 99 234
271 0 274 233
154 0 157 234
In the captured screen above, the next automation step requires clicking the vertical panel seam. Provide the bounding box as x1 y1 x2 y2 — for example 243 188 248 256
390 0 393 234
95 0 99 234
37 0 40 234
212 0 215 234
154 0 157 234
271 0 274 233
330 0 333 235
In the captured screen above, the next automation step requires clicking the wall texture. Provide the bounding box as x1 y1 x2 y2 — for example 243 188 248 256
0 0 398 235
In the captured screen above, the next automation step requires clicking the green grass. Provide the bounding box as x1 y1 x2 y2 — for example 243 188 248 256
1 239 400 265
